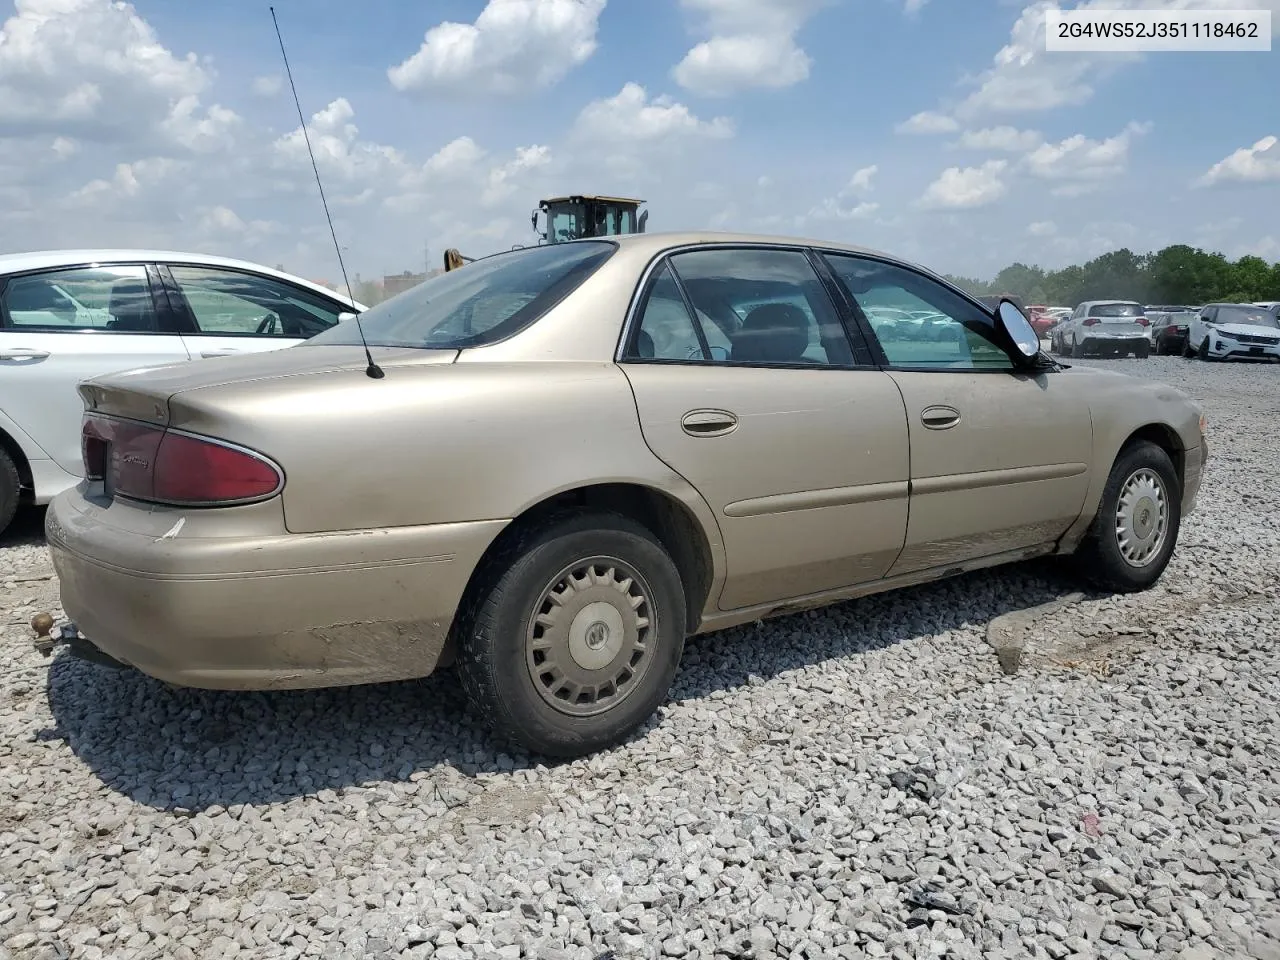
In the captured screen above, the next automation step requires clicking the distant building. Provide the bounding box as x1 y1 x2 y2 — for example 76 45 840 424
383 270 426 298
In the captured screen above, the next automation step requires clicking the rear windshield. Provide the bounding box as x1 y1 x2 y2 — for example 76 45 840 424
1215 305 1279 329
1091 303 1143 318
307 241 616 349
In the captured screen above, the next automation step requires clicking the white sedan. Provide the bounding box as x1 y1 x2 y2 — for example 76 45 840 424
0 249 363 535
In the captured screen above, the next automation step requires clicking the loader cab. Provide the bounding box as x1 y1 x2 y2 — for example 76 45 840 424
533 195 648 244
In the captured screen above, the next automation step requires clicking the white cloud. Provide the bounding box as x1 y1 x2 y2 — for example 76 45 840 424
0 0 236 148
918 160 1008 210
895 111 959 135
51 136 78 159
944 0 1280 122
956 126 1042 152
272 98 406 185
904 0 928 13
672 0 829 96
808 198 880 221
1022 121 1151 190
1196 135 1280 186
387 0 605 97
848 164 878 192
482 144 552 206
1027 220 1056 237
252 75 282 97
573 82 734 144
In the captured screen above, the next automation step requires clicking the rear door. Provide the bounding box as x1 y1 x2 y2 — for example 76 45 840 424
821 252 1092 575
158 264 349 360
0 263 190 477
619 245 910 612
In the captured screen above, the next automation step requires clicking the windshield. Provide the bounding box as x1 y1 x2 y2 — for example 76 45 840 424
1092 303 1143 317
1215 305 1279 328
308 241 616 349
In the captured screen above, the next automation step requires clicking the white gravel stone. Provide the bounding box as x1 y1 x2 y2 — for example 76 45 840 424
3 356 1280 958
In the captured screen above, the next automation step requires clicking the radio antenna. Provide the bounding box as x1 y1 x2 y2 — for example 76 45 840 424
270 5 383 379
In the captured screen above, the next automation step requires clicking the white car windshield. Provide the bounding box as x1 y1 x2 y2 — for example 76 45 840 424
1215 305 1279 329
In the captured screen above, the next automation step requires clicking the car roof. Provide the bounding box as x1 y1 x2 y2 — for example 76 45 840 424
573 230 941 276
0 248 364 310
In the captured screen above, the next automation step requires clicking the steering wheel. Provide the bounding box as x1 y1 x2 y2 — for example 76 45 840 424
255 313 279 336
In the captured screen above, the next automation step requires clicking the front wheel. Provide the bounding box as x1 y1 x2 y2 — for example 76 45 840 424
0 448 19 538
1073 441 1181 593
455 512 687 758
1198 337 1212 361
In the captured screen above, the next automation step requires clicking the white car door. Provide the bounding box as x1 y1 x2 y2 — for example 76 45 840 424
0 263 191 478
158 263 350 359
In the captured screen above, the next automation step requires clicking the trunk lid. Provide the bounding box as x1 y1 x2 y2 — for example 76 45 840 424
79 345 459 423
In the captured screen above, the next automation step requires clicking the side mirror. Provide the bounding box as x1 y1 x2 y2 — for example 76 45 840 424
338 311 358 324
637 210 649 234
531 209 539 233
996 299 1041 359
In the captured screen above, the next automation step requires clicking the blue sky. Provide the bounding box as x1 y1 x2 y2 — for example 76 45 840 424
1 0 1278 285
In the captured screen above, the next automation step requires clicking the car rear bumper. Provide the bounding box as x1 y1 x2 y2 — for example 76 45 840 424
45 489 506 690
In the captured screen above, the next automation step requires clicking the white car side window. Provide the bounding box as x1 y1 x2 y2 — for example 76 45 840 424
2 266 157 332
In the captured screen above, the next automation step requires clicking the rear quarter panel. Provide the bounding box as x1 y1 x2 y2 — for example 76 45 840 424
164 361 725 549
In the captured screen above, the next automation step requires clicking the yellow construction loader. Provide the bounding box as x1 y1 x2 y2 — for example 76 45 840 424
444 194 648 272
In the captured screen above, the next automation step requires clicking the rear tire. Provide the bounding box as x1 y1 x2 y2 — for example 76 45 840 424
1073 441 1181 593
1071 338 1085 358
455 512 687 758
0 449 20 538
1135 341 1150 359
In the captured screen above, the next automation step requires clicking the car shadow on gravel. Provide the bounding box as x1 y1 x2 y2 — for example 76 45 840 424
1 504 47 547
42 557 1086 812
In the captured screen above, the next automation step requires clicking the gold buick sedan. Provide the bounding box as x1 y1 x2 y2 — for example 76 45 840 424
45 232 1207 757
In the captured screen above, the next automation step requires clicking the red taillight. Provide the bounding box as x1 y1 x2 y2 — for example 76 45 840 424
81 415 281 505
1083 317 1100 326
1137 316 1150 326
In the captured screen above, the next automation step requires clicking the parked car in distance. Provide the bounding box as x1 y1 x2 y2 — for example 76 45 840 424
44 232 1206 758
1149 310 1198 355
0 249 364 535
1050 300 1150 359
1187 302 1280 361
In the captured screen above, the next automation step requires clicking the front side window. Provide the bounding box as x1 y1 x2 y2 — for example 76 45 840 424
1 265 158 332
824 254 1014 370
309 240 616 350
168 266 345 338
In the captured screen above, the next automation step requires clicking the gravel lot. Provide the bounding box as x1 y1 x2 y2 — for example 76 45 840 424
3 356 1280 960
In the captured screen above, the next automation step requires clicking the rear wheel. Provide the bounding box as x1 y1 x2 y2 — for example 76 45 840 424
1070 337 1085 358
1135 341 1150 359
455 512 687 758
1073 441 1181 593
0 449 19 537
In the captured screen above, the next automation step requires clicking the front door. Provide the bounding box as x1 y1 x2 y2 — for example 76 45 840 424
820 252 1092 576
619 246 910 611
0 263 189 477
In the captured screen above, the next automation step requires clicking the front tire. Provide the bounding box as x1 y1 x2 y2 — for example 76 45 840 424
0 449 19 538
455 512 687 758
1073 441 1181 593
1198 337 1212 361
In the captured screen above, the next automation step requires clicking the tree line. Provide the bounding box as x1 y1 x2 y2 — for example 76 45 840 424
943 245 1280 308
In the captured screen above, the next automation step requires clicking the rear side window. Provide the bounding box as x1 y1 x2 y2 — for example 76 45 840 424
167 266 345 338
309 241 616 349
1 266 159 332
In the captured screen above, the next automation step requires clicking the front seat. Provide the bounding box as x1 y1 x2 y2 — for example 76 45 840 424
730 303 810 364
106 277 155 332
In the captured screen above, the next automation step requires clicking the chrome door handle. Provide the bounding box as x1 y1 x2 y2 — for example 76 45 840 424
0 348 51 360
681 409 739 437
921 405 961 430
200 349 241 358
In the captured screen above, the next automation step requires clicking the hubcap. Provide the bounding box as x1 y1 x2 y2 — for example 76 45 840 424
526 557 655 717
1115 468 1169 567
